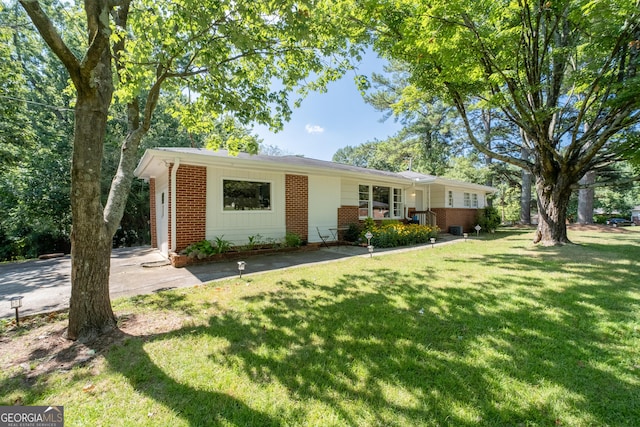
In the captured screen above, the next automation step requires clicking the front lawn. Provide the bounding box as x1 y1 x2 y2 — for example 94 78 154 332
1 227 639 426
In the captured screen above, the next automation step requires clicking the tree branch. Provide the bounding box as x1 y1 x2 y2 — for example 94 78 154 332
18 0 81 86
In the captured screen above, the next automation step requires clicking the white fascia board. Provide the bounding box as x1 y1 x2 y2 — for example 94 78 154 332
136 149 412 186
433 177 498 193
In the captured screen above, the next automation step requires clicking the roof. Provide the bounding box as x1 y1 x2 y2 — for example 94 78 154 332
134 147 497 193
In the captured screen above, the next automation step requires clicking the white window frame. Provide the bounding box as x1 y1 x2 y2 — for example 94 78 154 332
359 184 403 219
464 192 471 208
448 190 453 207
472 193 478 208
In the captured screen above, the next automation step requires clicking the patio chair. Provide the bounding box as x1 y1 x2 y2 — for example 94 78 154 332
316 227 331 248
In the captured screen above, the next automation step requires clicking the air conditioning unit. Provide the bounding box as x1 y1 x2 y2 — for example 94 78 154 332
449 225 463 236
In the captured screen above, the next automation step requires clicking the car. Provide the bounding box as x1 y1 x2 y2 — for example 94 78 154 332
606 218 632 227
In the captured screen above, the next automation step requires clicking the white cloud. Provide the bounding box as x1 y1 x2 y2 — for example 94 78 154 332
305 124 325 134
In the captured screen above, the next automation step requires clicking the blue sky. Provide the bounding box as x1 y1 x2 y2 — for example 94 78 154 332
253 54 403 161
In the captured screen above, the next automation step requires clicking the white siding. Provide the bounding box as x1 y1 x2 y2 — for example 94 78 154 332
340 179 359 206
206 166 286 245
429 186 447 208
308 175 341 243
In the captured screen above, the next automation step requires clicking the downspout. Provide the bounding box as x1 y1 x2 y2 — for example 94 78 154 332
170 158 180 252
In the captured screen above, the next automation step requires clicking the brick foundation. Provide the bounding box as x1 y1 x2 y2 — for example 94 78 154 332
432 208 479 233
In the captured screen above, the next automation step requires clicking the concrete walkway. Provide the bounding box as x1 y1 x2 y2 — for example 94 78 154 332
0 236 463 319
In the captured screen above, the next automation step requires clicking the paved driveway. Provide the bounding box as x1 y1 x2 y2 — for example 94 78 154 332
0 245 369 319
1 238 461 319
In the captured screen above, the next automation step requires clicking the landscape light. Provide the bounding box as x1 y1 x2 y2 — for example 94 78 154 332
463 233 468 241
10 296 23 327
237 261 246 279
367 245 374 258
430 237 436 248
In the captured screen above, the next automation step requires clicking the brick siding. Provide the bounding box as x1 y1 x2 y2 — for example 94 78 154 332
338 206 359 227
285 174 308 242
432 208 479 233
168 164 207 252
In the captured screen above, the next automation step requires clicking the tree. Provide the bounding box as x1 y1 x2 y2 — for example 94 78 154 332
357 0 640 245
18 0 359 340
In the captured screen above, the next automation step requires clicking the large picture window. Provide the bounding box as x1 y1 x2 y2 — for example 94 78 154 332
359 184 402 219
223 180 271 211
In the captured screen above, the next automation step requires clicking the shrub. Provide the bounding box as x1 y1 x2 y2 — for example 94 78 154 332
183 236 232 258
343 223 361 242
284 232 302 248
367 223 439 248
213 236 233 254
183 240 215 259
475 206 501 232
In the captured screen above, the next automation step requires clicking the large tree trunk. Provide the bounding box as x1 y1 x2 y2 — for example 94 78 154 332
533 175 572 245
67 94 116 340
66 27 116 340
577 171 596 224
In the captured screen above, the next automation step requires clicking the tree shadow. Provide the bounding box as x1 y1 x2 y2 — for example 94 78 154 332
103 329 280 426
2 232 638 425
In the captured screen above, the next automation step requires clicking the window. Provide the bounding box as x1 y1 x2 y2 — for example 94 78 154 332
223 180 271 210
472 194 478 208
464 192 471 207
448 191 453 207
359 185 370 217
393 188 403 217
359 185 402 218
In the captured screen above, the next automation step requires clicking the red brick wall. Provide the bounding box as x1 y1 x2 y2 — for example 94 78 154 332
168 164 207 252
149 178 157 248
338 206 359 227
285 174 308 242
432 208 479 233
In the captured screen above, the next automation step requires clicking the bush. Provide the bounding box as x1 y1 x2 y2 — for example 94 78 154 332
475 206 501 232
366 223 439 248
343 223 362 242
183 240 215 259
182 236 232 258
284 232 302 248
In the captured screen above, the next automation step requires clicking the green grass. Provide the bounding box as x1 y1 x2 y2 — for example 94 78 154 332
2 228 640 426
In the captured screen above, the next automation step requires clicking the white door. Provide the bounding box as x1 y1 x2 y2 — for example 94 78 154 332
415 190 423 211
157 186 168 257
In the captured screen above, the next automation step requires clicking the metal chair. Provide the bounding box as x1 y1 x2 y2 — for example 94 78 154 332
316 227 331 248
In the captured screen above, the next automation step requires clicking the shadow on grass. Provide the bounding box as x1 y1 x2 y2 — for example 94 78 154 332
2 231 638 425
104 255 637 425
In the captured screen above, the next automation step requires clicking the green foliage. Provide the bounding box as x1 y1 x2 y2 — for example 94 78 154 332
343 223 362 242
475 206 501 233
367 223 439 248
183 236 232 258
213 236 233 254
284 232 303 248
362 217 376 233
355 0 640 243
183 240 215 259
